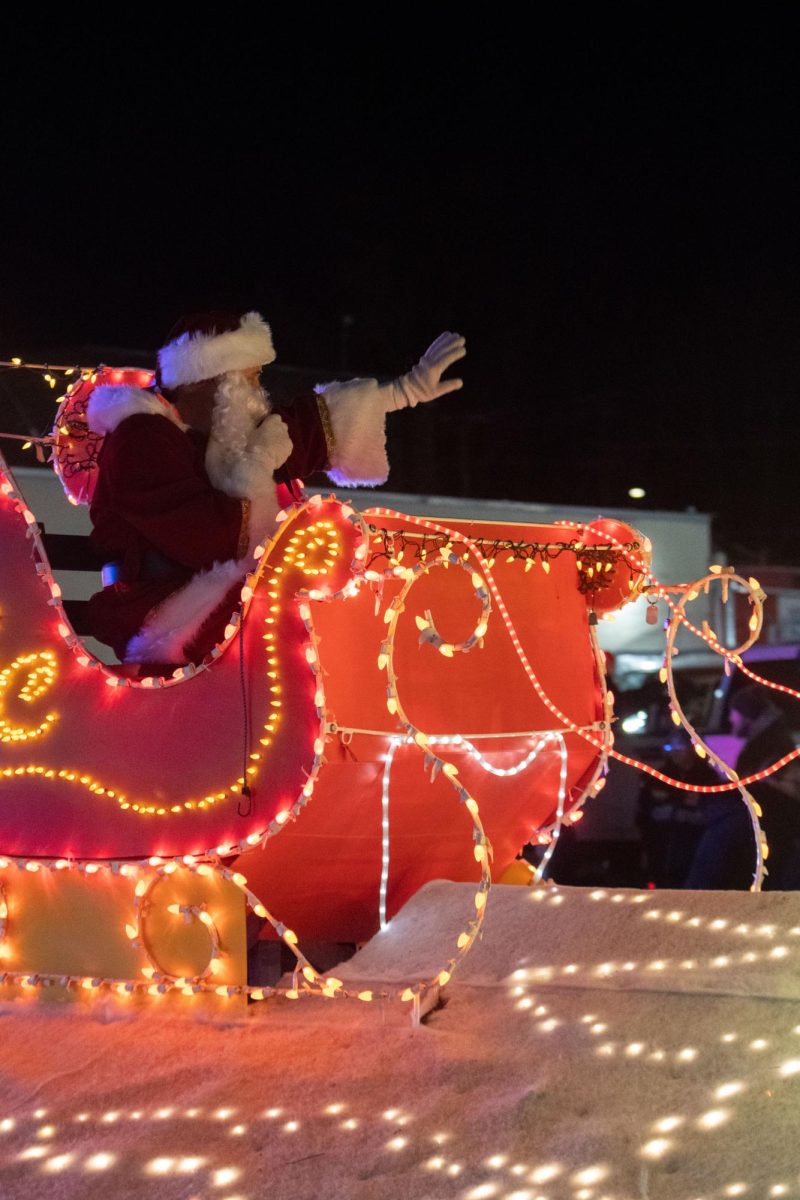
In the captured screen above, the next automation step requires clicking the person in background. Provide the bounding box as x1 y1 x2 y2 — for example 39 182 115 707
683 685 800 890
638 728 718 887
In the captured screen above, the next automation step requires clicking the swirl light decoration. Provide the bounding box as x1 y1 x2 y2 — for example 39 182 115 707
554 520 800 889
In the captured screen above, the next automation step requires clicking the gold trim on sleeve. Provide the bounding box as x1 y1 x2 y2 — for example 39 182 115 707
316 394 336 464
237 498 251 559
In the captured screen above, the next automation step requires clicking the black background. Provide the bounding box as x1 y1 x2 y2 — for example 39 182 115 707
2 15 800 560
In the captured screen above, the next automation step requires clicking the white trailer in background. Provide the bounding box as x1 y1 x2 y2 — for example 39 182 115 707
12 466 716 676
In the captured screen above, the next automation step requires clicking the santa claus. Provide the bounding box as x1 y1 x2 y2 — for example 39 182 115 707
85 312 465 670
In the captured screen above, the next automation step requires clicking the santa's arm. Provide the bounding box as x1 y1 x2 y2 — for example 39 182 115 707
313 332 466 487
214 332 465 531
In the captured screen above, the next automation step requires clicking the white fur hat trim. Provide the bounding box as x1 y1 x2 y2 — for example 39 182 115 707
158 312 276 389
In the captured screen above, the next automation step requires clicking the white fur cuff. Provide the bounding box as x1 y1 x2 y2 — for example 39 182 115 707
124 559 247 664
87 385 186 436
318 379 390 487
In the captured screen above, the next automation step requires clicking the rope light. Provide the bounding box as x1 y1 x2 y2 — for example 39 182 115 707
532 734 569 884
377 548 494 997
370 508 793 796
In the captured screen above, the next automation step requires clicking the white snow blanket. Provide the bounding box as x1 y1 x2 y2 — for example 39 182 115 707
2 881 800 1198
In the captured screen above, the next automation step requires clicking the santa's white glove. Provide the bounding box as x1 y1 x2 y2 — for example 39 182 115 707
247 413 293 470
384 332 466 410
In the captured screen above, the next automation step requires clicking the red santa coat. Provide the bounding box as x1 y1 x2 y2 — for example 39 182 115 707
86 385 382 666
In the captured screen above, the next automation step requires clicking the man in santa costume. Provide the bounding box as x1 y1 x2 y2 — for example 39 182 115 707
85 312 465 669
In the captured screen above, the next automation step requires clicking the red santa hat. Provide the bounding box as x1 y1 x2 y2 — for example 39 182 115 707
156 311 276 390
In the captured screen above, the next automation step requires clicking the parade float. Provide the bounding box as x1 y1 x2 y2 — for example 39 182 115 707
0 363 793 1017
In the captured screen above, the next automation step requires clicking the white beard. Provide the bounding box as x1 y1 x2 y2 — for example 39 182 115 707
205 372 271 495
210 371 270 455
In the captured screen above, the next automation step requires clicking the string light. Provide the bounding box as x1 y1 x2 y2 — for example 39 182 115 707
376 730 570 926
379 740 400 929
365 506 616 839
361 522 634 596
531 734 568 884
375 547 498 977
0 473 349 826
367 508 787 795
366 507 800 889
0 652 58 743
0 882 8 965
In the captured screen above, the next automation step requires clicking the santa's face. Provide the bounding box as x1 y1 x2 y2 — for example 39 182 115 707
172 368 269 441
171 376 219 434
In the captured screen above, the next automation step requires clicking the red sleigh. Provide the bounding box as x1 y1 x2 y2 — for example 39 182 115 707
0 462 643 940
0 366 647 1002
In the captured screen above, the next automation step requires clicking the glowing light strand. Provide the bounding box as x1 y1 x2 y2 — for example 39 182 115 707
0 652 58 743
128 862 321 995
443 735 551 777
371 508 795 796
368 510 771 888
0 881 8 959
378 549 496 994
284 504 492 1001
543 619 615 835
377 730 572 895
367 507 613 828
379 739 400 929
0 857 359 1004
377 730 576 922
532 734 569 883
662 569 766 888
378 726 558 928
0 480 345 836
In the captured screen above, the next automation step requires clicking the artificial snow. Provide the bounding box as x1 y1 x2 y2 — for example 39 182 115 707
2 881 800 1198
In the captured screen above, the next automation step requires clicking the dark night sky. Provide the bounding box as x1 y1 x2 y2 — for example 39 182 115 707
3 17 800 560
